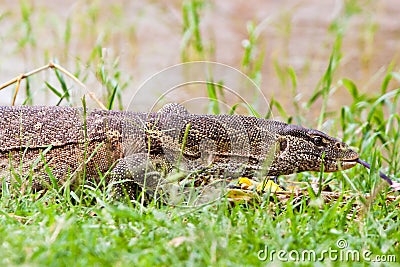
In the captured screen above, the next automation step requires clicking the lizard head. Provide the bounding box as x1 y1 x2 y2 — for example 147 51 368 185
268 124 359 175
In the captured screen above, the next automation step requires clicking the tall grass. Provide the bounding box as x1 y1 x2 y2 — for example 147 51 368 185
0 1 399 266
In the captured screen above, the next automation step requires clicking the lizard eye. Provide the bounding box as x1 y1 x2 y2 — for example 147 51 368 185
276 137 287 153
313 136 324 146
279 139 287 151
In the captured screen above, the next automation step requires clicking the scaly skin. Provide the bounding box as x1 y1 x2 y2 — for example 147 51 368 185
0 104 359 199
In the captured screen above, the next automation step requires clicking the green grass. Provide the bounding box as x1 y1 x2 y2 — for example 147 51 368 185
1 1 400 266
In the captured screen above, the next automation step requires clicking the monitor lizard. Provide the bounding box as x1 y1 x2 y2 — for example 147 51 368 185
0 103 367 200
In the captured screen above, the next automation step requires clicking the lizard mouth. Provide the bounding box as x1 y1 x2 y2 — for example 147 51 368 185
324 156 359 171
339 159 358 170
337 155 360 170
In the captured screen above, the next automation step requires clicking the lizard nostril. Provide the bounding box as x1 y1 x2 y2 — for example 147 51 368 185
335 142 343 149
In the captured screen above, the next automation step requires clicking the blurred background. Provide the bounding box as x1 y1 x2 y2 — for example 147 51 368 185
0 0 399 119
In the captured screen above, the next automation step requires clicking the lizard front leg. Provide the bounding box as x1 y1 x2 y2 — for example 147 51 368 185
108 153 168 202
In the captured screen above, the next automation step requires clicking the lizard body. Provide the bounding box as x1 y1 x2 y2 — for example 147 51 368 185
0 104 359 199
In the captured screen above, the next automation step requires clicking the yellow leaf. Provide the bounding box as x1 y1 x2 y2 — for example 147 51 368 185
256 180 283 193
